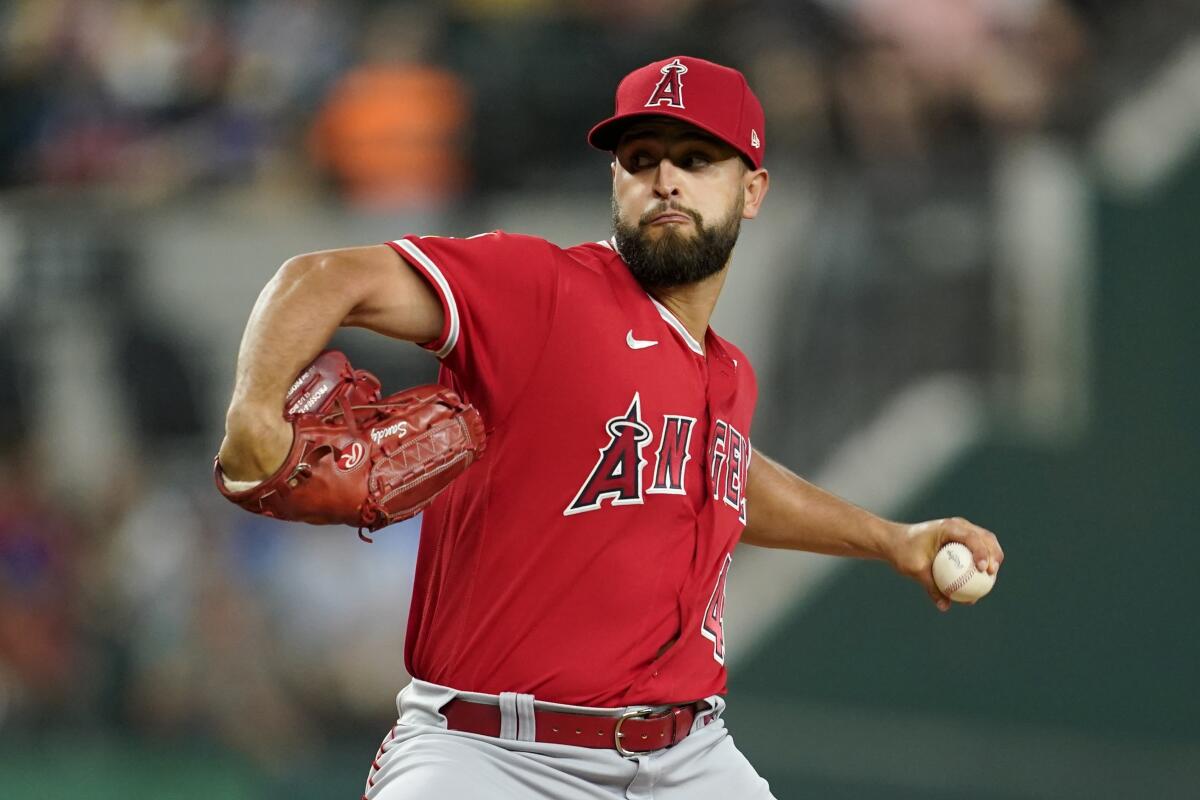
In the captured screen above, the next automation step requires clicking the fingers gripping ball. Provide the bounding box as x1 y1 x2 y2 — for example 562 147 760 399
932 542 996 602
215 351 486 536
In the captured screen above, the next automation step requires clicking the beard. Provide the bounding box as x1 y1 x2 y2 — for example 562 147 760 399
612 195 743 289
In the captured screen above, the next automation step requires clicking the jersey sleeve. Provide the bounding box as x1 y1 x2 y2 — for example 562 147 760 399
386 231 559 423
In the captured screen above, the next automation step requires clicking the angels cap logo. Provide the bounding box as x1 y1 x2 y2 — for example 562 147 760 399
645 58 688 109
338 441 365 471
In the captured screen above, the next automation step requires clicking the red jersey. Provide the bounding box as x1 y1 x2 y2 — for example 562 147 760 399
386 232 757 707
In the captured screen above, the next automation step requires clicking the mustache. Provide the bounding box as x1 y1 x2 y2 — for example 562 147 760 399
638 203 703 227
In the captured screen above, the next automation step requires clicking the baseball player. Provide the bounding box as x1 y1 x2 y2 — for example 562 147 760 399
217 56 1003 799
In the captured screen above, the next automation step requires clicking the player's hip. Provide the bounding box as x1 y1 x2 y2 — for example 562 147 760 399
365 680 773 799
395 677 724 751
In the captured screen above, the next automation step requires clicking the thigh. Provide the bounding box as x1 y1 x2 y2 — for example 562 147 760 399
653 720 777 800
365 724 631 800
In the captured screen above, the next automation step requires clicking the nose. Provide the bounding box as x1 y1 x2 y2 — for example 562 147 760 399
651 158 681 199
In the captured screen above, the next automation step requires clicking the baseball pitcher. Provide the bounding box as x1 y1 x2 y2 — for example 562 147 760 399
217 56 1004 799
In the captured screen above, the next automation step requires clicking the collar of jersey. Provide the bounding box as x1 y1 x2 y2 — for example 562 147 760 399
648 296 705 355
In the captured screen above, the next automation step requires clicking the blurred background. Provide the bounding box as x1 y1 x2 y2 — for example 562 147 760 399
1 0 1197 797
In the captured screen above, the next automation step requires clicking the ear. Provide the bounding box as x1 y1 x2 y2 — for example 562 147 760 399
741 168 770 220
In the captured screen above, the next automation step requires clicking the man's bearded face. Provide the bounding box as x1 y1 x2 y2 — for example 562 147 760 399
612 193 743 289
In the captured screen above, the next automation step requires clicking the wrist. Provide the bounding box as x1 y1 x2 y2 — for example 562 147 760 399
872 518 908 565
220 405 293 481
225 399 284 435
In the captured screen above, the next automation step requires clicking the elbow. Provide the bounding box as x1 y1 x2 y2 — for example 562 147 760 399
270 252 320 298
278 251 339 284
274 251 365 306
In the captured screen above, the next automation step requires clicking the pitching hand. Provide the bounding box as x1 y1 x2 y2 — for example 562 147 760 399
887 517 1003 612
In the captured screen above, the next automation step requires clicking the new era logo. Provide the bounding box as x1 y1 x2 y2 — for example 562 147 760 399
750 129 760 149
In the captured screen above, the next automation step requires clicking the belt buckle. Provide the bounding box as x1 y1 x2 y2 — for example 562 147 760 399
613 706 655 758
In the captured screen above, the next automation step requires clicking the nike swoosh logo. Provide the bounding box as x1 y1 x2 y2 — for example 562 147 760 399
626 330 658 350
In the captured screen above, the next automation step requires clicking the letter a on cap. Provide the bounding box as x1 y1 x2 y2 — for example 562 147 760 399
645 58 688 109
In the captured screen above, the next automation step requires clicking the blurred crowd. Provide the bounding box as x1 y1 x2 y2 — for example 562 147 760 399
0 426 422 766
0 230 430 764
0 0 1192 772
0 0 1121 208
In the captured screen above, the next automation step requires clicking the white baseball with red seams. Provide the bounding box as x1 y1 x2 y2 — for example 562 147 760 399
932 542 996 602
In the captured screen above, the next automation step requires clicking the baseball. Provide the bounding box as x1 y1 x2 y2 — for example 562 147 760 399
932 542 996 602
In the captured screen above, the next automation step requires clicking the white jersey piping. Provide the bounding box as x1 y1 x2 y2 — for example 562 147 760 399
393 238 460 359
649 296 704 355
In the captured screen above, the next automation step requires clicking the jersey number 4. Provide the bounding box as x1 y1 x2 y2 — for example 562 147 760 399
700 554 733 665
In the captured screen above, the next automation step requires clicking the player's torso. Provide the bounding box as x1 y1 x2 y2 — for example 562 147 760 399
535 243 753 530
411 240 756 706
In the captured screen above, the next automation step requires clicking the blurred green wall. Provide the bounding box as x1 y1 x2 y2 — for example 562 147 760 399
729 153 1200 798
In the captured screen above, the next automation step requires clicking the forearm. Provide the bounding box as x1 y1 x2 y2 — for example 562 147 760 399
219 252 380 480
740 450 901 560
227 255 357 418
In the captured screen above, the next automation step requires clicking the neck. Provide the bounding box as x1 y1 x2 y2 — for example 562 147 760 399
645 263 730 349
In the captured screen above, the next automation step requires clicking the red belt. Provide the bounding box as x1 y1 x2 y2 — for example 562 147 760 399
441 698 711 756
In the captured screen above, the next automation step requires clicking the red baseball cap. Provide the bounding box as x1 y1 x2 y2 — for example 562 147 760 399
588 56 765 169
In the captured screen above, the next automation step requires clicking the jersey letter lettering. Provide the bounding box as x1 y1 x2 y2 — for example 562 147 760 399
648 415 696 495
708 419 750 524
564 393 652 515
723 427 744 516
709 421 728 500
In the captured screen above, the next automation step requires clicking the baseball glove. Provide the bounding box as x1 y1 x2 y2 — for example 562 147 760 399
215 350 486 538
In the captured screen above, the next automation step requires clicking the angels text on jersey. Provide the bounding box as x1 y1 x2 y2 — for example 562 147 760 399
564 392 749 523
